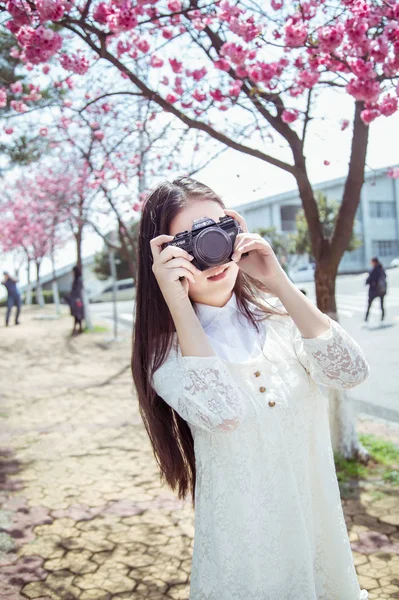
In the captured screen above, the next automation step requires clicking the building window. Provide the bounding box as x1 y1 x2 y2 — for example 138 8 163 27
369 201 396 218
280 205 300 231
371 240 399 257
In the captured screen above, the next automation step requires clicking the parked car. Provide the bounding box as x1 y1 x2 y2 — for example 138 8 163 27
289 263 316 283
90 278 135 303
389 256 399 268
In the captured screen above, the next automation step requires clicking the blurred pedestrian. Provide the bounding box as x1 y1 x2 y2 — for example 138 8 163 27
365 257 387 322
66 266 85 335
2 271 21 327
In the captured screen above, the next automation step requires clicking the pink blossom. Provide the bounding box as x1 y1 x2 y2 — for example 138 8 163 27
167 0 182 10
235 65 248 78
60 53 89 75
136 38 150 53
10 80 23 94
220 42 248 65
166 93 178 103
42 64 50 74
346 78 380 103
4 127 14 135
93 2 110 24
284 18 308 47
210 89 224 102
190 67 207 81
17 25 63 65
36 0 65 22
0 89 7 108
9 47 20 59
169 58 183 74
296 70 319 88
317 23 344 53
214 58 230 71
161 76 169 85
379 95 398 117
271 0 283 9
360 107 380 124
281 109 299 123
94 130 104 140
150 55 163 68
10 99 28 112
229 81 243 96
192 89 207 102
133 202 142 212
323 160 330 166
162 28 174 39
39 127 48 136
340 119 350 131
387 167 399 179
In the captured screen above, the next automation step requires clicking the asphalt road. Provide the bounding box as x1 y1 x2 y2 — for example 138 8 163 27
90 268 399 422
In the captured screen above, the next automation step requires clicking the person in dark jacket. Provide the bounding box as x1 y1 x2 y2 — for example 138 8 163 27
2 271 22 327
66 266 85 334
365 257 387 322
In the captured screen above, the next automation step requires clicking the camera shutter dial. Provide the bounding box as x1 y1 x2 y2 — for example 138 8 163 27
193 227 232 267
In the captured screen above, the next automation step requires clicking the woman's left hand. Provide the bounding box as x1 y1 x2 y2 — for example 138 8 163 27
225 209 287 291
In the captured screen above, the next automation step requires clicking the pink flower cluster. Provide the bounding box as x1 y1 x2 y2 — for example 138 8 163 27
60 53 89 75
218 1 260 43
36 0 65 22
284 17 308 47
317 24 345 53
0 88 7 108
16 25 63 64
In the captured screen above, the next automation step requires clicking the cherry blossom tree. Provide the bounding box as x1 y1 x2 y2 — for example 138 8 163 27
0 168 70 306
3 0 399 459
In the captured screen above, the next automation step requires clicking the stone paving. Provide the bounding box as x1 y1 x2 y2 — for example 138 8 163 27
0 307 398 600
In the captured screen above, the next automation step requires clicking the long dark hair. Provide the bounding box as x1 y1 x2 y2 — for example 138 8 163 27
132 176 280 506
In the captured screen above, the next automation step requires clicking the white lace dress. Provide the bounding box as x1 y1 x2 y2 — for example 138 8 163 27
152 294 370 600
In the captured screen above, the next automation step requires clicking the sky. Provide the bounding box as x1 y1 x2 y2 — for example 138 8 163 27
2 86 399 294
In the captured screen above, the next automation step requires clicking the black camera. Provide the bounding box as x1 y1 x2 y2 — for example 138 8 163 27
164 215 243 271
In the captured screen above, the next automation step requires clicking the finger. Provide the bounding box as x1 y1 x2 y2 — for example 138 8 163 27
163 257 201 277
233 239 269 260
224 208 249 233
150 234 174 260
173 267 196 284
159 244 194 264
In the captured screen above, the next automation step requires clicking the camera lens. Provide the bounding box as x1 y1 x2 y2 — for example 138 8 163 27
193 228 232 267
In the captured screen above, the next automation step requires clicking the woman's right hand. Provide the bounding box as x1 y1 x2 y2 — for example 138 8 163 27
150 235 200 306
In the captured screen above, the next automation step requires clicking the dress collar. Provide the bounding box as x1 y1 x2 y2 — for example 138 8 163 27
194 292 239 331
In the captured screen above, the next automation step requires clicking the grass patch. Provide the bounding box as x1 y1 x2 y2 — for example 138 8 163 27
359 433 399 465
83 325 109 334
334 434 399 486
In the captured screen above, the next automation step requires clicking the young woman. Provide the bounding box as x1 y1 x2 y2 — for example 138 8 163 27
132 177 369 600
365 257 387 322
67 266 85 335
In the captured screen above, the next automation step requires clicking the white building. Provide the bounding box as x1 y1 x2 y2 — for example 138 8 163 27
233 165 399 273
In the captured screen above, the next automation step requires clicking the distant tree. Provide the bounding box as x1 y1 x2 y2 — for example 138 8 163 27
94 248 131 281
94 221 140 281
293 192 362 258
254 226 295 264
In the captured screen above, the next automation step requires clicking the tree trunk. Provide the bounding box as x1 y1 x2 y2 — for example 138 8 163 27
314 256 338 319
25 260 32 305
51 256 61 316
119 230 137 280
75 228 83 272
35 260 45 307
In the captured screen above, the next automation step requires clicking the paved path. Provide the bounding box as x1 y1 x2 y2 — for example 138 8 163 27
0 308 399 599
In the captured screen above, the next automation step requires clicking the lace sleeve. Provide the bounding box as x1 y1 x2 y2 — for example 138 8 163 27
292 317 370 390
151 350 244 434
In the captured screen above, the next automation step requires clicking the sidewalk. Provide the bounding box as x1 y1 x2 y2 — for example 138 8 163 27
0 308 398 600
